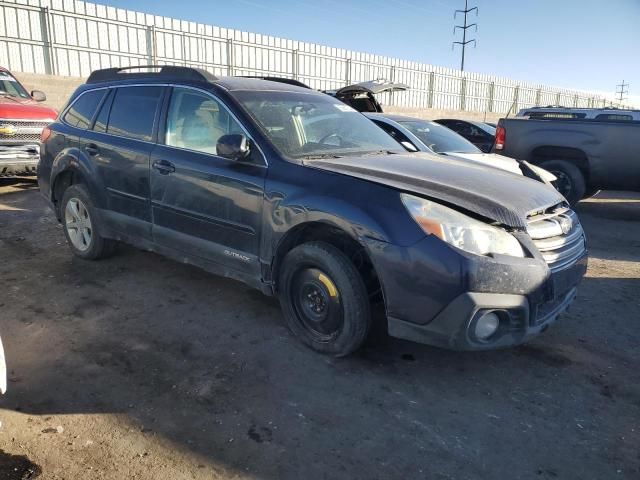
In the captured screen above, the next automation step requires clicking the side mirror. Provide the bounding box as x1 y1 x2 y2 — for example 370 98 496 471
31 90 46 102
217 134 250 160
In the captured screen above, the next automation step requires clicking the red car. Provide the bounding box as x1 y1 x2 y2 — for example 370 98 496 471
0 67 57 176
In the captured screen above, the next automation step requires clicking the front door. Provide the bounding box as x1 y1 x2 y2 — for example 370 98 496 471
150 86 266 279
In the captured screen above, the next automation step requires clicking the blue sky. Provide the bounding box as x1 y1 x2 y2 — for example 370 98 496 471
99 0 639 102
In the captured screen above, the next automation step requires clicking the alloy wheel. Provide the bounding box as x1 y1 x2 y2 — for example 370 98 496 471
65 197 93 252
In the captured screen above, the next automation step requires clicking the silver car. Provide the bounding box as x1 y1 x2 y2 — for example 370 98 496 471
365 113 556 184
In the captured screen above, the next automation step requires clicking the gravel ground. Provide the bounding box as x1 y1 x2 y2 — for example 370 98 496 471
0 179 638 480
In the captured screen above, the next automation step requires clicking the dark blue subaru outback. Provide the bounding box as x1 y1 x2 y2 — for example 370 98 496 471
38 66 587 356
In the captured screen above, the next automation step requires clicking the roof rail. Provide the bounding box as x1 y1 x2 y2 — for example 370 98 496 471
86 65 218 84
239 76 311 89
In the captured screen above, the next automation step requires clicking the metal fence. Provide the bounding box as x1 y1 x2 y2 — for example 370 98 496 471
0 0 623 113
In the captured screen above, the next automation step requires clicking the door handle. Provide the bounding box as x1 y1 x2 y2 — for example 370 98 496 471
85 143 99 156
152 159 176 175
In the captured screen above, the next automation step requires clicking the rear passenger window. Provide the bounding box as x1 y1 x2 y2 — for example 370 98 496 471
63 90 105 129
107 86 162 141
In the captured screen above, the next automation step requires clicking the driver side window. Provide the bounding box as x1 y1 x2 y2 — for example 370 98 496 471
165 87 243 156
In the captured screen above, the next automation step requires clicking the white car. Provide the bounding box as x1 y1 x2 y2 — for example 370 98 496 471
365 113 556 184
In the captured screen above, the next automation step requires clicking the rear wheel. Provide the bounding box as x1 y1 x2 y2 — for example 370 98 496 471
540 160 586 206
278 241 371 356
61 184 116 260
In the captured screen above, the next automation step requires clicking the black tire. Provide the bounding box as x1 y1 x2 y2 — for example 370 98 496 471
278 241 371 356
60 184 116 260
540 160 586 206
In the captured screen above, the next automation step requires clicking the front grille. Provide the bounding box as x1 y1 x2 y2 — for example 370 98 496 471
527 207 586 272
0 119 50 144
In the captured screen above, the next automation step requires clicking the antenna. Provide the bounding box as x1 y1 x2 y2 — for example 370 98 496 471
452 0 478 71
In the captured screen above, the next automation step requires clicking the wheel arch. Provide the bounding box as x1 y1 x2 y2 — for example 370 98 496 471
50 149 106 218
530 145 591 182
270 221 386 310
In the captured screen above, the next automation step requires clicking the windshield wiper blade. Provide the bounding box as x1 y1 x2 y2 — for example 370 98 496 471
300 153 343 159
358 150 399 156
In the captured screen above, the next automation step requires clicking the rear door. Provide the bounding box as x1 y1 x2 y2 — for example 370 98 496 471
79 85 164 241
149 86 266 279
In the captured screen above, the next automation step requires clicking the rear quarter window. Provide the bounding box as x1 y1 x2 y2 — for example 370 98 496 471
106 86 163 141
63 89 106 129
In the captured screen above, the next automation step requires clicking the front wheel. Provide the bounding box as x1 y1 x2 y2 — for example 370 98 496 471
539 160 586 206
278 241 371 356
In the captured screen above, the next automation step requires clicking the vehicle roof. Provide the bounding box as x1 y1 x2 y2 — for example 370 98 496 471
214 76 316 93
520 106 640 113
83 75 317 94
83 66 322 95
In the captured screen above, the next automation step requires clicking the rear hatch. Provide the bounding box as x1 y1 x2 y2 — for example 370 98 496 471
328 80 409 113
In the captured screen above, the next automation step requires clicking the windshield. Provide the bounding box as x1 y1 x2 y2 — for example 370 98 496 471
0 71 30 98
235 90 402 158
399 120 481 154
469 120 496 135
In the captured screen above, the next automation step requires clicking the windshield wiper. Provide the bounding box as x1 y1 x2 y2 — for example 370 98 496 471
357 150 400 156
300 153 344 160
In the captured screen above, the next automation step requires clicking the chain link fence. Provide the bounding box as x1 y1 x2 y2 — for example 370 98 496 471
0 0 624 113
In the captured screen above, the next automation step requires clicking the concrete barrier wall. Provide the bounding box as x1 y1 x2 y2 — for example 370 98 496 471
13 71 503 123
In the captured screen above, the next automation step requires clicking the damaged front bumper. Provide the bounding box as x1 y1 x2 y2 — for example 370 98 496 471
367 235 588 351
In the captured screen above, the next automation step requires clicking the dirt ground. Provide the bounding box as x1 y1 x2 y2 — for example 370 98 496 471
0 178 638 480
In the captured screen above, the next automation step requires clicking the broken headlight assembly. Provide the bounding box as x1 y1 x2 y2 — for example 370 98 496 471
400 193 525 258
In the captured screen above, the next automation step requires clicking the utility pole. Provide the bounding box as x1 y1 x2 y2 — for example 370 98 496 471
453 0 478 71
616 80 629 102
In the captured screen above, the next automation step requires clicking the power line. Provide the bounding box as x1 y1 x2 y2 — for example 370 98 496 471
452 0 478 71
616 80 629 102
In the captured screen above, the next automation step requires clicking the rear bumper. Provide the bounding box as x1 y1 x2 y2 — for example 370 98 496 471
0 145 39 176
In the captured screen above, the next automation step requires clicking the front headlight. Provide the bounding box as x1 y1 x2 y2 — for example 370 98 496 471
401 193 525 258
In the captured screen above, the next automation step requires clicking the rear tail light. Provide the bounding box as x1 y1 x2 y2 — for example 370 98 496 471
40 125 51 143
494 125 505 150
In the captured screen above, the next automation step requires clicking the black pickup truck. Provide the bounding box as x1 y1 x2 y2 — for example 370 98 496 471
493 114 640 204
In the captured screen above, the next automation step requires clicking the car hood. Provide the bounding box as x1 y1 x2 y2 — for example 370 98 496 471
0 96 57 120
444 152 556 183
442 151 522 175
307 152 564 229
